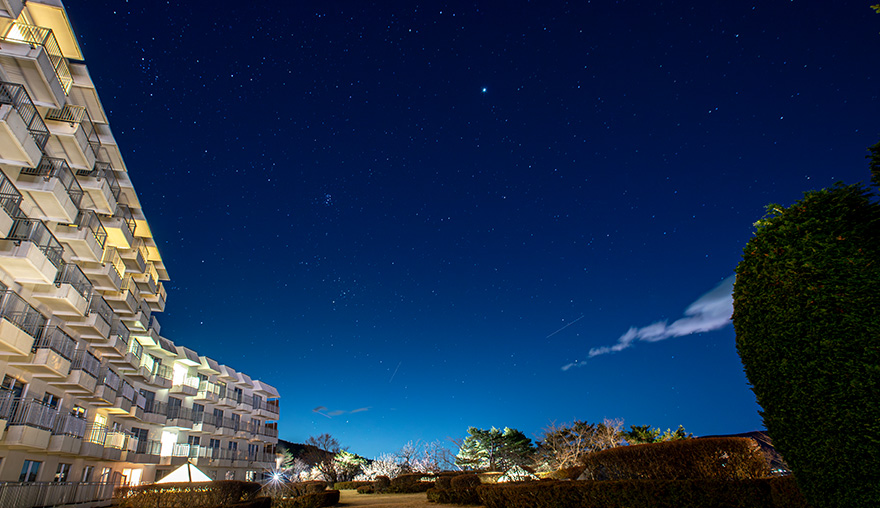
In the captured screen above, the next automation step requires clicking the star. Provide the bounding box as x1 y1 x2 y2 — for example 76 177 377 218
481 87 487 93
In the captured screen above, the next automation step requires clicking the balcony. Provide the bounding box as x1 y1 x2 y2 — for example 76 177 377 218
4 398 57 449
255 398 281 420
48 412 86 454
165 405 193 430
216 417 236 437
44 105 100 171
16 156 83 223
0 1 24 20
195 381 221 404
0 170 23 238
132 265 158 295
113 336 143 374
91 365 119 406
171 373 199 397
93 317 129 360
128 438 161 464
103 429 128 461
32 262 93 316
79 246 123 292
0 22 71 107
69 295 112 341
108 380 136 416
0 217 62 283
191 411 216 434
76 161 119 215
53 209 106 263
12 325 75 378
119 240 147 274
151 362 172 389
103 275 138 315
0 289 45 356
142 400 167 426
99 204 135 249
0 81 46 167
54 347 100 395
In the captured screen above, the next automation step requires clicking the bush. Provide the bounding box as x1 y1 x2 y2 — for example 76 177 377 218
548 466 583 480
768 476 813 508
333 481 371 490
435 476 452 490
579 437 770 480
373 475 390 491
115 481 261 508
211 498 271 508
385 472 434 493
477 479 812 508
734 182 880 508
450 474 481 489
356 485 374 494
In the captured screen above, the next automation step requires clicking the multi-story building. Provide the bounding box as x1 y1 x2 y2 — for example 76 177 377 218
0 0 280 489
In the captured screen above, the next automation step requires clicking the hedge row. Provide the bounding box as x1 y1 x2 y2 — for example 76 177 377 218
333 481 372 490
262 481 327 499
467 477 811 508
114 481 261 508
580 437 770 480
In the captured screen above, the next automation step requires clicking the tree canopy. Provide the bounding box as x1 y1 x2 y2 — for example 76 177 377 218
455 427 534 471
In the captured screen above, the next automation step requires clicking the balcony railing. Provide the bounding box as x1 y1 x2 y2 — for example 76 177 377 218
110 318 130 345
99 364 120 391
166 405 193 422
0 81 49 150
126 337 142 360
51 412 87 438
197 380 222 399
54 262 93 300
79 161 122 202
1 22 73 94
8 398 58 431
0 481 118 508
102 247 125 280
133 438 161 455
70 348 100 378
119 381 135 402
69 209 108 249
0 170 23 219
6 218 64 268
0 389 14 419
21 156 84 209
0 289 46 338
88 295 114 326
45 104 101 161
32 325 76 361
113 204 136 237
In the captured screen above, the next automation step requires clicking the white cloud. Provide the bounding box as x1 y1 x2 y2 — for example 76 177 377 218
562 276 735 370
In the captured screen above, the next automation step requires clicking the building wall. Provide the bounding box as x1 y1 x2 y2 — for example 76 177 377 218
0 1 279 486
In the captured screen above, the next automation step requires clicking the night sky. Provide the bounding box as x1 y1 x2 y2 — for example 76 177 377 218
66 1 878 458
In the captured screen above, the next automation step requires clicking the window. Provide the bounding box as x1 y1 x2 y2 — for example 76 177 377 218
231 413 240 431
232 387 243 403
100 467 111 482
209 439 220 448
246 470 257 482
253 394 263 409
19 460 41 482
248 443 258 459
228 441 237 452
42 393 60 409
71 405 86 419
167 397 182 419
213 408 223 425
82 465 94 482
131 427 149 454
54 463 71 482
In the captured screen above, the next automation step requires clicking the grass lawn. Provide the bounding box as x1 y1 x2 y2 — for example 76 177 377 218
334 489 484 508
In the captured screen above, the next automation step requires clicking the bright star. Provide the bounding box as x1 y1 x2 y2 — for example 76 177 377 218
481 87 487 93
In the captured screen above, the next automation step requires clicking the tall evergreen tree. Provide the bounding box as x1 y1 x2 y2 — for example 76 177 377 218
455 427 534 471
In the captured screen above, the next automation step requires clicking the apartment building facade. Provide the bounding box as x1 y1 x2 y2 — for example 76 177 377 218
0 0 280 487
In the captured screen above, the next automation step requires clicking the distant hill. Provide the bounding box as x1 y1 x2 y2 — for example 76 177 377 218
276 439 333 462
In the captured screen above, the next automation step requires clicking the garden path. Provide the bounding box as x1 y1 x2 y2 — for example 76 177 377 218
334 490 484 508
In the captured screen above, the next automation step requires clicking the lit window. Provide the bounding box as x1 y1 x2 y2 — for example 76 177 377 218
54 463 71 482
19 460 41 482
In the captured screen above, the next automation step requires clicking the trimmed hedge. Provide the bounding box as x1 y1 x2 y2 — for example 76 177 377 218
333 481 372 490
386 472 434 493
262 481 327 500
580 437 770 480
476 478 811 508
734 182 880 508
356 485 374 494
115 481 261 508
210 497 272 508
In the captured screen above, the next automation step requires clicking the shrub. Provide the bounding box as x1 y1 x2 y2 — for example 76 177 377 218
450 474 481 489
476 479 808 508
435 476 453 490
734 182 880 508
333 481 372 490
211 498 271 508
356 485 374 494
373 475 390 491
547 466 583 480
768 476 813 508
579 437 770 480
115 481 261 508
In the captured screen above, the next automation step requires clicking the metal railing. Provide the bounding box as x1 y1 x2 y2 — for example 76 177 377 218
102 246 125 280
8 398 57 431
99 364 121 391
0 171 22 219
152 362 171 382
114 204 136 237
166 405 193 422
32 325 76 361
71 209 108 249
6 218 64 268
110 317 130 345
0 389 14 419
133 438 161 455
119 381 135 402
79 161 122 202
0 81 49 150
21 156 83 208
197 380 222 399
0 481 118 508
1 22 73 94
0 289 46 338
70 348 100 378
125 337 142 360
54 262 93 300
51 412 87 438
87 295 114 326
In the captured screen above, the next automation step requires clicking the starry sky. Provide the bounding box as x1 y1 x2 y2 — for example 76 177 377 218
66 1 879 458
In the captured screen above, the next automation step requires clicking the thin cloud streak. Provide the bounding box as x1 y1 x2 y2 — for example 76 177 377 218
562 276 735 371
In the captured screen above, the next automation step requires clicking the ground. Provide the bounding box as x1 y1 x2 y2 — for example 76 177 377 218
335 490 483 508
